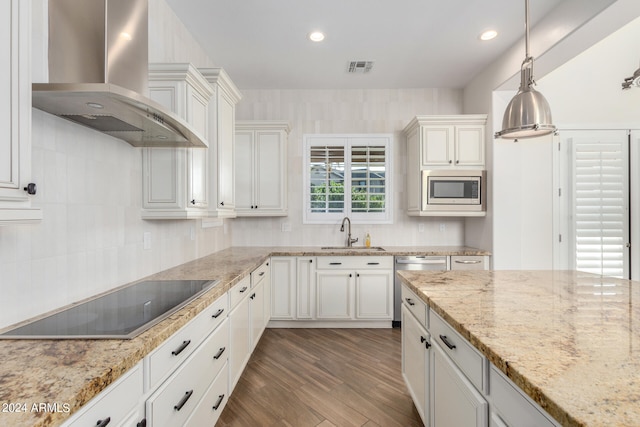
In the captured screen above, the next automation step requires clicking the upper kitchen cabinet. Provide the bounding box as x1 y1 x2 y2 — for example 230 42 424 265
200 68 242 218
0 0 41 225
142 64 212 219
235 121 290 217
404 115 487 169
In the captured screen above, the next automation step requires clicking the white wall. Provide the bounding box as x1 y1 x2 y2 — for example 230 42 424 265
0 0 229 329
232 88 468 247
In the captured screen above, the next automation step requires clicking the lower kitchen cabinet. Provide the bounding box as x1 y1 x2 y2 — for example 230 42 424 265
228 275 252 393
63 362 144 427
316 270 353 319
270 256 297 320
432 341 488 427
250 276 266 351
146 318 229 427
296 257 316 319
270 256 393 326
401 304 429 425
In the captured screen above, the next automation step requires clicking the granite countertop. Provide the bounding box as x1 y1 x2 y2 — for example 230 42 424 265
0 245 485 427
397 269 640 427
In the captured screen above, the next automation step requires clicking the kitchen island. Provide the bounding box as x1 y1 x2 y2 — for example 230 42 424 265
0 245 486 427
397 269 640 427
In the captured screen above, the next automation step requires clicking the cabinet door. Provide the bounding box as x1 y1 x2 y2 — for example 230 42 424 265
296 257 316 319
250 279 265 351
234 130 254 211
255 130 285 213
228 293 251 392
143 147 186 211
432 342 488 427
0 0 41 224
406 129 421 213
188 148 208 207
402 305 429 425
316 271 353 319
216 91 236 211
270 257 296 320
355 270 393 319
421 126 454 166
455 126 485 166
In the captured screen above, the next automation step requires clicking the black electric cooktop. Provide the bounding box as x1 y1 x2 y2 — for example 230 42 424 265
0 279 217 339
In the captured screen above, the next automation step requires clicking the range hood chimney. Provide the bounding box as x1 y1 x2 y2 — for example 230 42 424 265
32 0 207 148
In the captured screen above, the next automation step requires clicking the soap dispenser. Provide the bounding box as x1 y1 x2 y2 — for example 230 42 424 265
365 231 371 248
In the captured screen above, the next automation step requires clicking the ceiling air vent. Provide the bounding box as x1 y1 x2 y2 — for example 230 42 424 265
347 61 374 73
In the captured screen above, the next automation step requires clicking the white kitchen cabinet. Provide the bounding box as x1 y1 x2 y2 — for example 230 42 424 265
142 63 212 219
200 68 242 218
270 257 297 320
316 270 353 319
228 275 252 392
403 115 486 216
296 257 316 319
0 0 41 225
488 365 558 427
404 116 486 169
62 362 143 427
315 256 393 322
450 255 490 271
432 341 488 427
146 318 229 427
249 275 265 351
402 304 430 425
235 121 290 216
355 269 393 319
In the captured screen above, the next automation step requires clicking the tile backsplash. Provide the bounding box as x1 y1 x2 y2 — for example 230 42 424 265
0 111 230 329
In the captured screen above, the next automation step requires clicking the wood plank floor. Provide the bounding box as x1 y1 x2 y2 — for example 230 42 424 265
217 328 423 427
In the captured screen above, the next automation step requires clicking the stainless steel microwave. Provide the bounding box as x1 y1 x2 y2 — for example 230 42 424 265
421 170 485 212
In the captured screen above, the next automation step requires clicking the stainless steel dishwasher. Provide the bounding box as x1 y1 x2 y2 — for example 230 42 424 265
393 255 448 326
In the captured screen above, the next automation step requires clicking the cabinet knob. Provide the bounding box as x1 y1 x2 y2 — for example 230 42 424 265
96 418 111 427
448 160 452 164
220 201 224 206
190 199 196 205
23 183 37 195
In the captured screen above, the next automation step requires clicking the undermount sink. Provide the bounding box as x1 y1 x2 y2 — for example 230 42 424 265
321 246 386 251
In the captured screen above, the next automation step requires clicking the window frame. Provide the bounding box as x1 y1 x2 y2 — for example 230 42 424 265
303 134 393 225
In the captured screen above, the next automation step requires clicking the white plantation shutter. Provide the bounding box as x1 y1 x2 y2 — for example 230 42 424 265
350 144 387 214
304 135 392 224
571 134 629 278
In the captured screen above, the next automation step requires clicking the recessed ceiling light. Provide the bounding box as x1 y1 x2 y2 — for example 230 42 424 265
479 30 498 41
308 31 325 42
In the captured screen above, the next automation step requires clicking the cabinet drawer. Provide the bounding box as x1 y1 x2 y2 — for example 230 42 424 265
229 275 251 309
146 296 223 390
316 256 393 270
401 284 427 327
65 362 143 427
489 365 557 427
205 292 229 332
251 259 270 288
185 361 229 427
147 319 229 427
429 310 485 392
450 255 488 270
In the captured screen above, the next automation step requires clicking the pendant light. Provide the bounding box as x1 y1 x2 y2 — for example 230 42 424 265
495 0 556 140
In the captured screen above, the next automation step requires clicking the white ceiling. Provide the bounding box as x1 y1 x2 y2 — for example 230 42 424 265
164 0 566 90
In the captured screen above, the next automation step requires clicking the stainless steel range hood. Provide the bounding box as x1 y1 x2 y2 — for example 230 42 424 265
32 0 207 148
